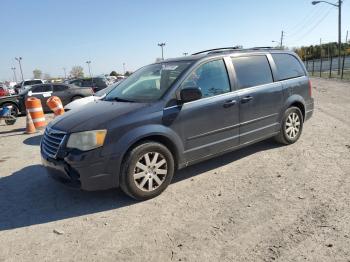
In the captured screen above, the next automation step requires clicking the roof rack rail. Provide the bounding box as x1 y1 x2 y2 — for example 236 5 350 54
192 46 282 56
192 47 242 56
250 46 280 50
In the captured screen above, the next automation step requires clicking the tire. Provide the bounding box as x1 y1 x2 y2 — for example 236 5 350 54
5 116 16 125
275 106 304 145
2 103 19 117
120 141 175 200
71 96 83 102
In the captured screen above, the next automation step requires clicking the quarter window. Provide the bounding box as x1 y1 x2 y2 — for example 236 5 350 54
231 56 273 89
181 59 230 98
272 53 305 81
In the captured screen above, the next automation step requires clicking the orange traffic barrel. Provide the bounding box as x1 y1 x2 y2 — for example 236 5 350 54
47 96 65 117
25 97 47 129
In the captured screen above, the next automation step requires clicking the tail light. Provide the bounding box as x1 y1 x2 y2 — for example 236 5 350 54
308 79 312 97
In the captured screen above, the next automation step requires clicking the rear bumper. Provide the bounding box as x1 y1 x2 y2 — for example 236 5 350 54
41 147 118 191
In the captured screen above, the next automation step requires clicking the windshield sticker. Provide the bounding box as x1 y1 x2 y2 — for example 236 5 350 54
162 65 178 70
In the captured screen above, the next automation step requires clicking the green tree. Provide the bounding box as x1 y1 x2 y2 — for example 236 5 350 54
124 71 132 77
33 69 42 79
70 66 84 78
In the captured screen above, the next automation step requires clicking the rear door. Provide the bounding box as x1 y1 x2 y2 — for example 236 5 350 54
52 84 70 105
231 55 283 144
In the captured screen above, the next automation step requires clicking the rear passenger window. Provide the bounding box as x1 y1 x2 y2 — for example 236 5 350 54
272 54 305 81
181 59 231 98
231 56 273 89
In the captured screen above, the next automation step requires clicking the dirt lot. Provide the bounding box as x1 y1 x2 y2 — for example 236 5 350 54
0 77 349 262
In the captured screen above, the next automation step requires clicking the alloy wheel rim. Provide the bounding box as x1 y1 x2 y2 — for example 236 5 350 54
285 112 300 139
133 152 168 192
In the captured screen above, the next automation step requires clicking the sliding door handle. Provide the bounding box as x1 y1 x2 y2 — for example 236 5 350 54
241 96 253 104
223 99 237 108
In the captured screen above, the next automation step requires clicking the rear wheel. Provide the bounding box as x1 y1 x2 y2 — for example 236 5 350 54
120 141 175 200
275 107 303 145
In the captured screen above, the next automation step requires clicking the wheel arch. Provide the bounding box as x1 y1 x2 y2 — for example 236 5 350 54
283 95 306 122
0 100 21 114
126 135 180 169
107 125 184 180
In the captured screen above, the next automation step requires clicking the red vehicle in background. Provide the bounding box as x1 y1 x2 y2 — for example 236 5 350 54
0 86 9 97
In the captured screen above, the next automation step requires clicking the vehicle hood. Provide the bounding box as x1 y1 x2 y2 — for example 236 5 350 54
50 100 150 133
64 96 97 110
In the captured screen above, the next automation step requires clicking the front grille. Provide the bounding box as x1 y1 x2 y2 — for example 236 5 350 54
41 127 66 159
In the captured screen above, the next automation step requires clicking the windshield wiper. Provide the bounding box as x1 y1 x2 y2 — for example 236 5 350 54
105 97 136 102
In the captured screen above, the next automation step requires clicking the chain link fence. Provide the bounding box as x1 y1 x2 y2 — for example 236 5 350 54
304 55 350 80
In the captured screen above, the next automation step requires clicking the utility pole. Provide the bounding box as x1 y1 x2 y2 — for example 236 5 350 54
311 0 342 74
158 42 166 60
341 30 348 79
11 67 17 83
15 57 24 81
338 0 341 74
280 30 284 49
86 61 92 78
320 38 323 77
63 67 67 79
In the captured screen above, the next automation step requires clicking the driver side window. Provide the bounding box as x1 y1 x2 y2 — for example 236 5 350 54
181 59 231 98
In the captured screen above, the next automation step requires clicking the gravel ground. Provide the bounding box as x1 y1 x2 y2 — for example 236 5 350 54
0 77 349 262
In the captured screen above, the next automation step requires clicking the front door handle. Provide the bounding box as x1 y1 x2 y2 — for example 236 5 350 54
223 99 237 108
241 96 253 104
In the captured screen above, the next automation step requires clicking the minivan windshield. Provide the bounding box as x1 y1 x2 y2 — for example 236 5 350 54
105 61 192 102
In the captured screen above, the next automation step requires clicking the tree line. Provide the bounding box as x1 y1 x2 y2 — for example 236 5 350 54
293 42 350 61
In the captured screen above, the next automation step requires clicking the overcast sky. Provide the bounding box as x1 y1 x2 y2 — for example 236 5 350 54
0 0 349 81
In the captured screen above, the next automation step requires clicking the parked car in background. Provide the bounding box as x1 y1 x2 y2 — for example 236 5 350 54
0 83 93 116
0 86 9 97
14 79 44 93
41 47 314 200
64 81 120 111
69 77 108 92
6 86 16 95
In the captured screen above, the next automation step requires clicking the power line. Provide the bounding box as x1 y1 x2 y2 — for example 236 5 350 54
284 6 327 36
286 6 332 39
287 6 335 46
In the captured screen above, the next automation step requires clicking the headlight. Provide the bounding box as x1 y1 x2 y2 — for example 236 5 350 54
66 130 107 151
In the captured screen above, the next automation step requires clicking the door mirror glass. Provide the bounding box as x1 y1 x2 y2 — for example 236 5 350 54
179 87 202 103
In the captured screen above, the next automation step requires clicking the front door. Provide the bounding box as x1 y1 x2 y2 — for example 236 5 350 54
231 55 283 144
52 84 70 105
176 59 240 162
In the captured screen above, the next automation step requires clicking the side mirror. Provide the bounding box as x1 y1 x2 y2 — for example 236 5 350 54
179 87 202 103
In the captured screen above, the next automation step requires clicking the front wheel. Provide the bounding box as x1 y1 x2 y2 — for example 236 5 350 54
120 142 175 200
275 107 304 145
